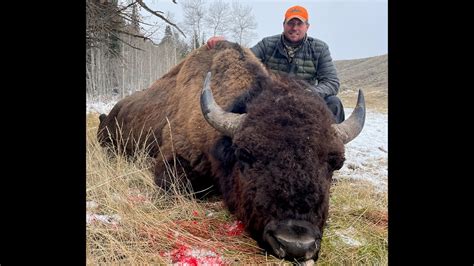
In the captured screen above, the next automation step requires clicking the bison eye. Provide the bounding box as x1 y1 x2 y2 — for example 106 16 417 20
235 148 255 165
328 152 345 171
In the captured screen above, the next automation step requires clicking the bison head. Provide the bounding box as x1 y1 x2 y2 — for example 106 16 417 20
201 72 365 261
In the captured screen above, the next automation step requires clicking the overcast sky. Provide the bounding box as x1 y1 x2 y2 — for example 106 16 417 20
140 0 387 60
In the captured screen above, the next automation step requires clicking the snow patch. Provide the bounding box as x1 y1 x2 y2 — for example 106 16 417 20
86 201 99 210
87 99 118 115
336 108 387 191
86 212 121 225
334 228 364 247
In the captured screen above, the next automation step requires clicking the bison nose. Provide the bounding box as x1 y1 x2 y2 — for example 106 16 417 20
274 233 318 259
263 219 320 260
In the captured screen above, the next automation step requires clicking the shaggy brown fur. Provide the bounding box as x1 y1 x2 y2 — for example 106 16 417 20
97 41 346 260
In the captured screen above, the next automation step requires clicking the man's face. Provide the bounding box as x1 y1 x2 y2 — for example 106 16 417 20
283 18 309 43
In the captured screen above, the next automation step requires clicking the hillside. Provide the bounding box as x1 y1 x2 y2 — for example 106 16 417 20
335 54 387 92
334 54 387 112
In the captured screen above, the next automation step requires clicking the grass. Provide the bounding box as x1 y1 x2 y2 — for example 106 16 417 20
86 112 387 265
339 87 388 113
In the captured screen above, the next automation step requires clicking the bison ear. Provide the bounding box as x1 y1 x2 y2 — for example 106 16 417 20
235 148 256 165
328 152 345 171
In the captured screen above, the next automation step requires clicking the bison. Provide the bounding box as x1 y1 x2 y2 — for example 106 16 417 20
97 41 365 262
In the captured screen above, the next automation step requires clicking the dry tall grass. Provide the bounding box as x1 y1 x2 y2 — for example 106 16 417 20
86 113 387 265
339 87 388 113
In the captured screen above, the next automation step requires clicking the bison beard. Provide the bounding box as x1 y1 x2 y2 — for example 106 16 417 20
97 41 365 262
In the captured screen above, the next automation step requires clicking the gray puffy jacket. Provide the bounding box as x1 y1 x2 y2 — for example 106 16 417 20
250 34 340 98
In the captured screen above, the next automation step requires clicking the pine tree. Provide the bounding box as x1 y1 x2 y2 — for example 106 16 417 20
160 25 174 45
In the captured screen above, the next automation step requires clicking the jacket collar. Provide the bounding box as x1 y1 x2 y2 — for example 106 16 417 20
279 34 307 61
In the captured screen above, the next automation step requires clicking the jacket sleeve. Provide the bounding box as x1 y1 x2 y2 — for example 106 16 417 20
250 40 266 62
310 44 340 99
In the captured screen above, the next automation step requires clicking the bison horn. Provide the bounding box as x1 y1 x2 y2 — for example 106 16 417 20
332 90 366 144
200 72 246 137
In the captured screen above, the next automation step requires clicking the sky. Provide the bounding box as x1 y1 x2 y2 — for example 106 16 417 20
139 0 387 60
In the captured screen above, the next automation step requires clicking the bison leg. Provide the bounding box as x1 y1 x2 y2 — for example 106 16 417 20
153 156 191 193
153 155 219 198
99 113 107 123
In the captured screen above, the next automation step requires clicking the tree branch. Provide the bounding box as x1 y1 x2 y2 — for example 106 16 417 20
108 32 146 52
115 29 158 45
136 0 186 38
118 12 158 27
117 0 137 13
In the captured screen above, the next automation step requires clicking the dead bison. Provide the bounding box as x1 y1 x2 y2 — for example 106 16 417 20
97 41 365 262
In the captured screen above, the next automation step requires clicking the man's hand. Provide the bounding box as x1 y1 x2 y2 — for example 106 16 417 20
206 36 226 49
306 85 329 99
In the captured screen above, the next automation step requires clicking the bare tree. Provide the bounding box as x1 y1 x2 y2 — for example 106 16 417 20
86 0 185 52
86 0 124 55
181 0 207 50
86 29 187 101
204 0 231 36
228 1 257 47
135 0 185 38
86 0 188 100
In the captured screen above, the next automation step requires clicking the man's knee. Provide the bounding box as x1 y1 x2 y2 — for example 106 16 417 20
325 96 345 123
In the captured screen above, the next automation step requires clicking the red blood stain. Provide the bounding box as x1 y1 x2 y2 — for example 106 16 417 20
168 244 225 265
128 194 147 203
170 245 188 262
180 256 198 265
224 221 245 236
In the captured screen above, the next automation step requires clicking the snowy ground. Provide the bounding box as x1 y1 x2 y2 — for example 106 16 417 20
87 100 387 192
86 96 121 115
337 108 388 191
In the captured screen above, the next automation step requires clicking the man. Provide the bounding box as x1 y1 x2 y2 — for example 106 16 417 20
207 5 345 123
